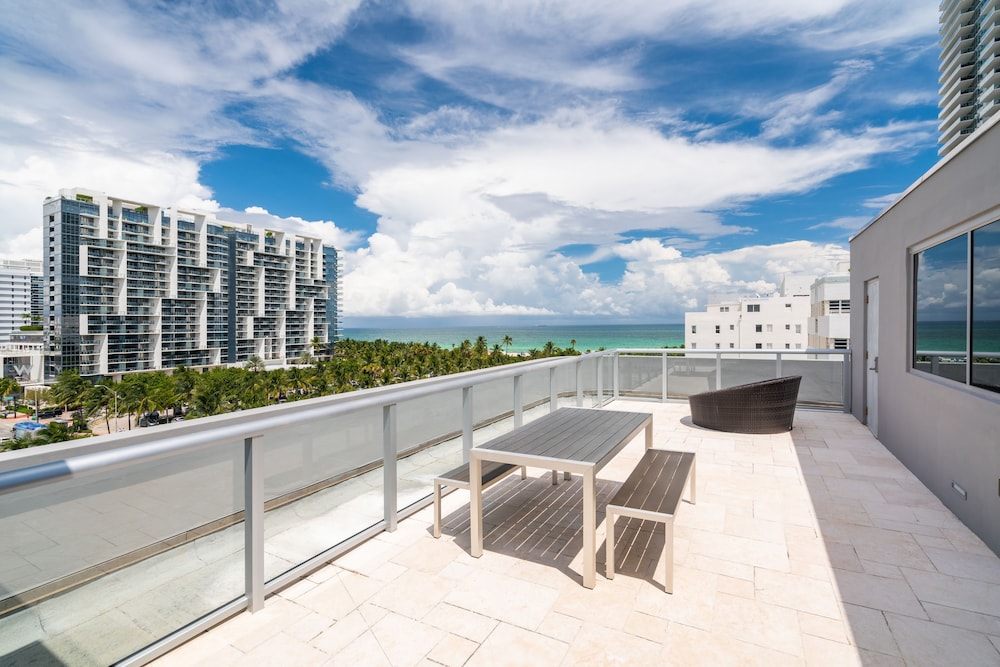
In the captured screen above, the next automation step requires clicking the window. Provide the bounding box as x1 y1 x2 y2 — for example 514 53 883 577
691 343 696 349
914 219 1000 393
715 325 720 334
766 343 773 349
785 303 792 308
795 344 801 349
834 339 848 349
747 304 760 312
691 325 696 334
785 343 790 349
829 300 851 314
729 324 735 331
785 324 790 330
720 306 729 312
729 343 735 348
715 343 720 349
795 324 802 334
766 324 773 333
755 324 762 333
755 343 762 349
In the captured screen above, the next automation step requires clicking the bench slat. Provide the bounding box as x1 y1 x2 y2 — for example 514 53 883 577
437 460 518 487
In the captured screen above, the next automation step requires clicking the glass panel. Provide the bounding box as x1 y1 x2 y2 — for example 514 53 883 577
601 355 614 400
618 354 662 398
577 356 600 407
914 235 968 382
972 219 1000 392
666 354 716 397
262 409 383 581
719 356 775 388
0 440 245 665
472 377 516 446
783 354 844 407
554 363 577 408
520 368 551 423
396 391 462 511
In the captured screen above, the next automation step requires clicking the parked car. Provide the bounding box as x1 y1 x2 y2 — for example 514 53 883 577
37 408 62 419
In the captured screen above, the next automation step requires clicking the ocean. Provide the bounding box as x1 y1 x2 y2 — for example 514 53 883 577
344 324 685 353
345 320 1000 354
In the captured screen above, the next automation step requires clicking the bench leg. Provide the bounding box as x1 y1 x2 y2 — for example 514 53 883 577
564 471 572 481
664 517 674 593
433 481 443 538
605 510 616 580
551 469 558 485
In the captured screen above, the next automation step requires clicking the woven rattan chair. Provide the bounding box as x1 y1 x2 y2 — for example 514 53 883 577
688 376 802 434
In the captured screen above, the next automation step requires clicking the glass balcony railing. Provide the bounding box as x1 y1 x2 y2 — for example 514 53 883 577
0 348 849 665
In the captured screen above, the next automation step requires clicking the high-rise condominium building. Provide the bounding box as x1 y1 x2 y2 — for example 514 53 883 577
937 0 1000 156
0 258 42 344
43 188 341 378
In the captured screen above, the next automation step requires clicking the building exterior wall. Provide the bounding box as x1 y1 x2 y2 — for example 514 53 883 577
809 273 851 349
43 188 340 378
0 259 42 344
938 0 1000 156
850 117 1000 556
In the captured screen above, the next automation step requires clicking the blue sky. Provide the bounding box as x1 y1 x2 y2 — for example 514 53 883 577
0 1 942 325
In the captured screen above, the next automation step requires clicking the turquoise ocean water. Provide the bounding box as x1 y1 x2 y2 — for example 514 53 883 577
344 324 685 354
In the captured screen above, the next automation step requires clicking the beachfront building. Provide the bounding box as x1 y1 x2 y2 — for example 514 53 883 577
808 265 851 350
937 0 1000 156
684 275 811 351
0 258 42 344
42 188 342 378
851 111 1000 556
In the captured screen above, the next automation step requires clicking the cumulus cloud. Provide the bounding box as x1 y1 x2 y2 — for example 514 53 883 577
0 0 938 322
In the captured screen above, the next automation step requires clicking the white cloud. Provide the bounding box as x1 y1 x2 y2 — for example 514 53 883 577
807 216 872 232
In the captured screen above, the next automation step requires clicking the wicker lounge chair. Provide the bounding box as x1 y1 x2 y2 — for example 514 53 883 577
688 376 802 434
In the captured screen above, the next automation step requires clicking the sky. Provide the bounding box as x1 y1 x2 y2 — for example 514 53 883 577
0 1 944 326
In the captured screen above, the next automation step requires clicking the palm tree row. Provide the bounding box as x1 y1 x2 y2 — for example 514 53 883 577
5 337 578 450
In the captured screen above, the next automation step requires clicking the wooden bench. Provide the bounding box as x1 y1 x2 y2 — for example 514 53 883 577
433 461 526 538
605 449 695 593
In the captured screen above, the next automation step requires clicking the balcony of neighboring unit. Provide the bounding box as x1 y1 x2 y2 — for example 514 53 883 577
939 121 980 155
938 96 979 134
939 52 977 88
941 0 976 30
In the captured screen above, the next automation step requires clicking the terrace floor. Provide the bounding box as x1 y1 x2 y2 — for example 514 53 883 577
152 401 1000 666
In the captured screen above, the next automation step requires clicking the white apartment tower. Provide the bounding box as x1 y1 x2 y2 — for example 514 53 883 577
43 188 341 378
937 0 1000 156
808 268 851 350
684 276 812 352
0 259 42 344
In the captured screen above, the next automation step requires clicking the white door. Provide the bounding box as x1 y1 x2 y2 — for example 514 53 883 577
865 279 879 437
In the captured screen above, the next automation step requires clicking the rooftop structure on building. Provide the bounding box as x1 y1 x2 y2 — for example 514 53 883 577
42 188 342 379
808 264 851 350
937 0 1000 155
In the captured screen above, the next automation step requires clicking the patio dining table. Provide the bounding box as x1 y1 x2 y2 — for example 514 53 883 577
469 407 653 588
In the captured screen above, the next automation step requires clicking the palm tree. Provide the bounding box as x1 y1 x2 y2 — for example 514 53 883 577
502 335 513 354
244 355 266 373
0 377 19 416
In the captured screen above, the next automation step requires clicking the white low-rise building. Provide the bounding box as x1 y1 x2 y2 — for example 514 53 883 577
684 276 812 351
809 266 851 350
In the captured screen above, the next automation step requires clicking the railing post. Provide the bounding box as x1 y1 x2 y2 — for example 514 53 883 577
715 353 722 390
776 352 783 378
463 386 474 453
244 435 264 613
513 374 523 426
613 352 620 399
596 356 604 405
661 351 668 401
383 404 398 533
576 359 583 406
549 367 558 411
843 350 852 413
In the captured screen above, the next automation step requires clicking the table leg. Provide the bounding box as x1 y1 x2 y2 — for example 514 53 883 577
583 468 596 588
470 455 483 558
645 420 653 449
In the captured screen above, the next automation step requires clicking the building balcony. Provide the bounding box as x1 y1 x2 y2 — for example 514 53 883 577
1 350 998 666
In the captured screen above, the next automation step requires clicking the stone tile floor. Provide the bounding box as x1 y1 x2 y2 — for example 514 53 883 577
152 401 1000 666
